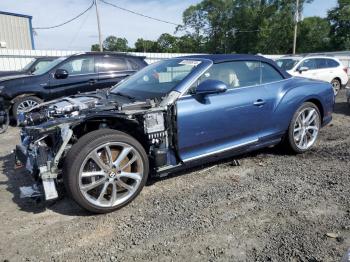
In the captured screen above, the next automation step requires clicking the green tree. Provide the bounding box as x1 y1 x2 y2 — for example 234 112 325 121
178 0 313 54
103 36 129 52
134 38 159 52
177 35 202 53
297 17 331 53
328 0 350 50
91 44 101 51
157 33 180 52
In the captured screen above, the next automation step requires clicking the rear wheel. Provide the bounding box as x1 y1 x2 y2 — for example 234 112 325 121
331 78 341 96
12 96 42 119
63 129 149 213
285 102 321 154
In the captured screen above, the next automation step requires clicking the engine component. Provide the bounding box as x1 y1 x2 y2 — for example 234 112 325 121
144 112 165 133
48 96 98 115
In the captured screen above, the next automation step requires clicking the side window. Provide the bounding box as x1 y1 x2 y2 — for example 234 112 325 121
327 59 340 68
33 61 51 72
127 59 140 70
59 57 95 75
197 61 261 89
299 59 317 70
261 63 284 84
97 57 128 72
316 59 328 69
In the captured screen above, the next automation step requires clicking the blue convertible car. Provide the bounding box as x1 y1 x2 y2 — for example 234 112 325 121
15 54 334 213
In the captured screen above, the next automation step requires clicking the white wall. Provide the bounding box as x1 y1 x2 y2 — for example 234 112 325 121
0 14 32 50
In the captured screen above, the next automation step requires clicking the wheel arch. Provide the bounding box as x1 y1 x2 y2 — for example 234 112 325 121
11 93 44 104
71 116 150 153
304 98 324 122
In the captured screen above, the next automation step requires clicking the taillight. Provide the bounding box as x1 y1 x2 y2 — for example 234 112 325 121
344 67 348 74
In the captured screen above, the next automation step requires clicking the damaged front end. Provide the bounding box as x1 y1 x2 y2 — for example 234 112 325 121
15 123 73 200
14 90 180 201
14 93 110 200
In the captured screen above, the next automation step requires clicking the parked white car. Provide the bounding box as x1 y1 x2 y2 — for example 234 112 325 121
275 56 349 95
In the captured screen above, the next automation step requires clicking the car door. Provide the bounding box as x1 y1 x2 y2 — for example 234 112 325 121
296 58 318 80
314 58 331 82
326 58 341 83
176 61 273 162
97 55 136 89
48 56 98 98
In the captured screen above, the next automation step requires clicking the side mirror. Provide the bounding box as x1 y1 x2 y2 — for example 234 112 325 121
196 79 227 95
54 69 69 79
298 66 309 73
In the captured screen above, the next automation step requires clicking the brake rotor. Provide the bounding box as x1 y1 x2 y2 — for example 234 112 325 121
102 147 132 197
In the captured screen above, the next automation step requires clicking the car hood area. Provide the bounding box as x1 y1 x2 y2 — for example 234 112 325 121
18 89 160 128
0 71 27 78
0 74 38 86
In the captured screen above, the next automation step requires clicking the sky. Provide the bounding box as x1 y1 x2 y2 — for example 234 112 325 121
0 0 339 51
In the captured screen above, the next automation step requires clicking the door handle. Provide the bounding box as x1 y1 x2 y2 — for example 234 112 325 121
89 79 97 85
253 99 266 106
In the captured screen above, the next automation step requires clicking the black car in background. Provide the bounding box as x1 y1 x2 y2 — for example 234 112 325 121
0 52 147 118
0 57 58 78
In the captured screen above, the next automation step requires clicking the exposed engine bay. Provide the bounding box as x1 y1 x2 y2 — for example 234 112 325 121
15 90 180 201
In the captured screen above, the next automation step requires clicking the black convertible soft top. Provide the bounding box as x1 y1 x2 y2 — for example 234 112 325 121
181 54 291 79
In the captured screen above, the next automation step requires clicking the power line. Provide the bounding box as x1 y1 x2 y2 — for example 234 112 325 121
33 1 94 30
100 0 181 27
68 6 93 49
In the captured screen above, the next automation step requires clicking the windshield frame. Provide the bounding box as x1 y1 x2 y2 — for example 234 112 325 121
110 58 212 101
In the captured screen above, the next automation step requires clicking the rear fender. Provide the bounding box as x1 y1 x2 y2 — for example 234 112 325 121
273 81 333 131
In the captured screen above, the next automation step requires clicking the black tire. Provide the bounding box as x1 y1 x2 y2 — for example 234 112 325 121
284 102 321 154
12 96 43 120
331 78 341 96
63 129 149 214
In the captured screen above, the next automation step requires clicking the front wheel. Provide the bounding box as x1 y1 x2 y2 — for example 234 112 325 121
284 102 321 154
63 129 149 213
12 96 43 120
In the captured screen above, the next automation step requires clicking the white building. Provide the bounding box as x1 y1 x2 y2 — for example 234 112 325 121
0 11 35 50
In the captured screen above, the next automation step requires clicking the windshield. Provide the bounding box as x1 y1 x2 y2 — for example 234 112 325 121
275 58 300 71
32 57 67 75
21 58 37 72
111 58 201 100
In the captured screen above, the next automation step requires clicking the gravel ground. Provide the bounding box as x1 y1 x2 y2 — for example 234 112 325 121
0 90 349 262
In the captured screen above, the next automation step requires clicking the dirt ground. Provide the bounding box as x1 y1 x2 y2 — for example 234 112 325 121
0 91 349 262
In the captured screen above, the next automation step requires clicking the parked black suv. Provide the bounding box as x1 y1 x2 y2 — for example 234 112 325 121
0 52 147 118
0 57 58 78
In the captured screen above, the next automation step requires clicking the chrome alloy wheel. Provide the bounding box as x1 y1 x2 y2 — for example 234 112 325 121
293 107 320 150
17 99 39 113
78 142 144 208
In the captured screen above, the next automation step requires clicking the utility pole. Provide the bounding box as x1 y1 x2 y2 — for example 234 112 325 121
94 0 103 51
293 0 300 54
